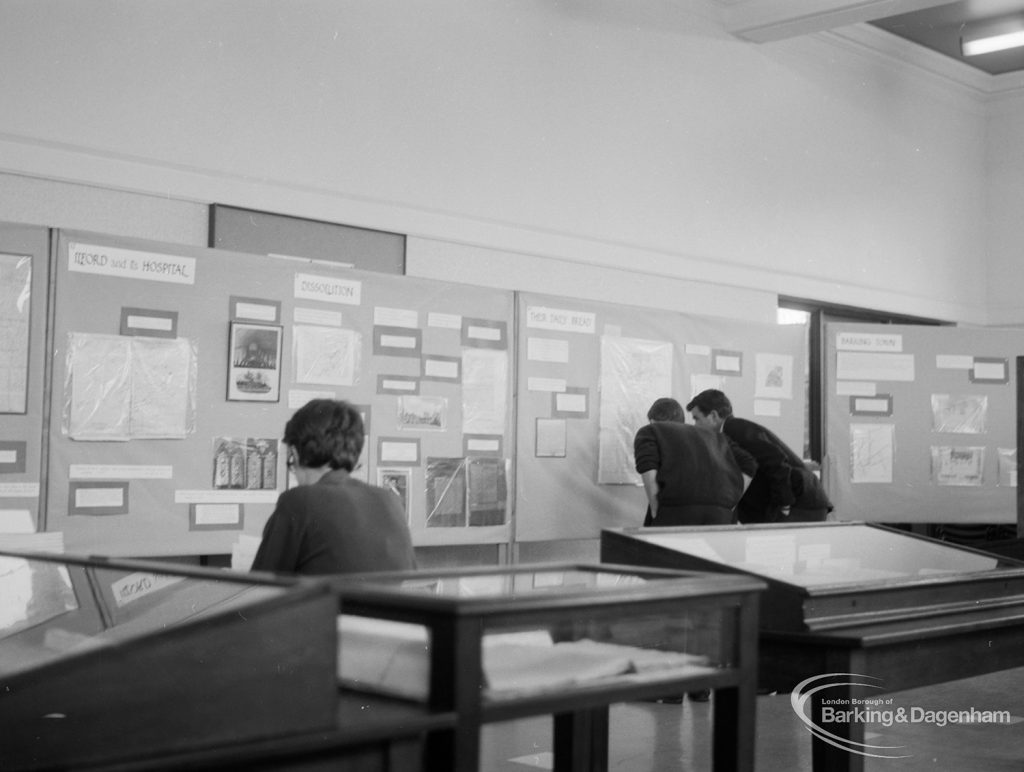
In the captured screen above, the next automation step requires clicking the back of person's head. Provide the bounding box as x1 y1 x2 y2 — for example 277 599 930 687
686 389 734 418
647 397 686 423
284 399 364 471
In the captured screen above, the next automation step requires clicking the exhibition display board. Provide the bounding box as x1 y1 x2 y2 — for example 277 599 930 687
12 223 811 558
824 322 1024 523
0 223 49 541
515 292 807 540
46 231 514 556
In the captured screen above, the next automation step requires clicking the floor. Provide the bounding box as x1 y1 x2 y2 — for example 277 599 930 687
479 666 1024 771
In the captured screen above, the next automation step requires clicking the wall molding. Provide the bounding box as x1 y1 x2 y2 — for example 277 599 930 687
0 133 991 326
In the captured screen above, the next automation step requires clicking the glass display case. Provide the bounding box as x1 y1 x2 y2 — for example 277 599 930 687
329 562 765 772
601 523 1024 772
0 550 337 770
601 522 1024 632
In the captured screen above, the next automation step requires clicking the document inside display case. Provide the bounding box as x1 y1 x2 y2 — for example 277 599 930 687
335 565 732 702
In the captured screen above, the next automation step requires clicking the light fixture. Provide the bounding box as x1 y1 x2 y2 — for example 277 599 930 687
961 18 1024 57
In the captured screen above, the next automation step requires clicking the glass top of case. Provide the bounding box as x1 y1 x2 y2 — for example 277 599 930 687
343 566 654 599
0 551 290 676
630 523 1008 587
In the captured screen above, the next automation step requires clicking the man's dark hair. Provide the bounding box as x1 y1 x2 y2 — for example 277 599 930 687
647 397 686 423
284 399 364 471
685 389 734 418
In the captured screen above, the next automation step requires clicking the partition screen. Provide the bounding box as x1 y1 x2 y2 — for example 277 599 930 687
825 322 1024 523
515 292 807 541
47 230 513 556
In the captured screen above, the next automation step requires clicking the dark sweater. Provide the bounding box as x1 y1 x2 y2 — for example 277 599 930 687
722 416 833 523
252 469 416 575
634 421 755 524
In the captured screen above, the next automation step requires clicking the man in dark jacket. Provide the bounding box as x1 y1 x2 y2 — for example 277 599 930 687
686 389 833 524
634 397 756 526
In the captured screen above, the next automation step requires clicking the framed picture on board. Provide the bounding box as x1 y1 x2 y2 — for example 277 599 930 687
227 322 282 402
377 468 411 524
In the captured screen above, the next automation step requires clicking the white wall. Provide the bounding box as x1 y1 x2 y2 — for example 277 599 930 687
406 238 780 322
0 174 207 245
0 0 1014 323
985 98 1024 327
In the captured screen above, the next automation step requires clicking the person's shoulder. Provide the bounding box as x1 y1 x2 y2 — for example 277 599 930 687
331 474 396 502
724 416 760 435
275 485 308 505
696 425 731 448
664 421 700 435
278 473 351 505
642 421 690 439
634 423 660 444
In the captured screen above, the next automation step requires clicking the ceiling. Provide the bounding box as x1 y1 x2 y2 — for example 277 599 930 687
721 0 1024 80
870 0 1024 75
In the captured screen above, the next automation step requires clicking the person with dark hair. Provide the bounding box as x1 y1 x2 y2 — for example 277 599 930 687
634 396 756 705
686 389 833 524
633 397 756 527
251 399 416 575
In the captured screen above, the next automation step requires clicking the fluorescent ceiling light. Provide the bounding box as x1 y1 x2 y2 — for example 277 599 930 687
962 28 1024 57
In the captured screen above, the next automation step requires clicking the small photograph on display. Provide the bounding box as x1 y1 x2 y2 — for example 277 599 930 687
754 353 793 400
397 395 447 431
227 322 282 402
931 446 985 487
426 457 467 528
930 394 987 434
468 457 507 526
378 468 411 523
213 437 246 489
213 436 278 490
248 438 279 490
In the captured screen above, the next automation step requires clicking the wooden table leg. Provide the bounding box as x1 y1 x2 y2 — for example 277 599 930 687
810 687 865 772
713 684 756 772
553 706 609 772
424 723 480 772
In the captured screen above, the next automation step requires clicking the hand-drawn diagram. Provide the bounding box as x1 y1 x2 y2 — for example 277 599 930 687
293 325 358 386
597 336 673 484
850 423 894 483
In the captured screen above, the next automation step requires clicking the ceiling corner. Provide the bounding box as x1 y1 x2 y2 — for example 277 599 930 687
717 0 958 43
